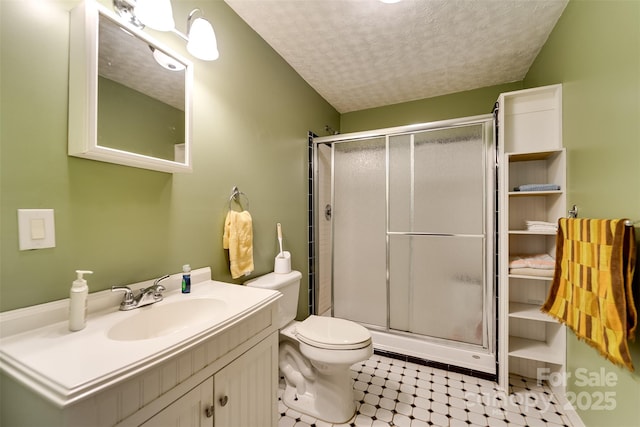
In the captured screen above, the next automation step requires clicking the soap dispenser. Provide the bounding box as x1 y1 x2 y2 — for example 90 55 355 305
69 270 93 332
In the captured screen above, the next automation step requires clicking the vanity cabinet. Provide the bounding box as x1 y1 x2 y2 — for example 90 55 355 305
139 332 277 427
212 333 277 427
497 85 566 395
0 270 280 427
141 377 214 427
113 319 278 427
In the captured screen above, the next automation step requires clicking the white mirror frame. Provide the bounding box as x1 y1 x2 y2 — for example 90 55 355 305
68 0 193 173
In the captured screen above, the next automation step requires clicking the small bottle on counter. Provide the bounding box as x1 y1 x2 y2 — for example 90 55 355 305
181 264 191 293
69 270 93 332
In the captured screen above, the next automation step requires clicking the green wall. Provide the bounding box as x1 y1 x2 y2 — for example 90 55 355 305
523 1 640 426
0 0 339 316
340 82 523 133
98 77 184 161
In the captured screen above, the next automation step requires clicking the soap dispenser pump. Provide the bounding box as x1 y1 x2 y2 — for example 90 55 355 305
69 270 93 332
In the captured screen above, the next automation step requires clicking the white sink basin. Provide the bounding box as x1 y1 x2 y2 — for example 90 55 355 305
107 298 228 341
0 273 281 403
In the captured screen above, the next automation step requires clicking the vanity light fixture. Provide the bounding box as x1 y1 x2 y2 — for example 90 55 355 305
185 9 219 61
113 0 219 61
113 0 143 27
133 0 175 31
149 46 186 71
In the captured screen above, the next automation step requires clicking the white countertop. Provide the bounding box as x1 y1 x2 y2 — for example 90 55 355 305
0 271 279 407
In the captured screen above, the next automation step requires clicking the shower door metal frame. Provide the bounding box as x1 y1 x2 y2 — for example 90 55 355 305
313 114 496 355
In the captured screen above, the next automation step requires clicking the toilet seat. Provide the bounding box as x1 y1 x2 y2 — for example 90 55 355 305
296 315 371 350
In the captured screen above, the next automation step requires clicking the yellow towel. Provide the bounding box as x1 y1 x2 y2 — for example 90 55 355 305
223 210 254 279
541 218 637 371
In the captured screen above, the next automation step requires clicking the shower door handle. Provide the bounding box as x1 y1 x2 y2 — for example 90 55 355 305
324 204 332 220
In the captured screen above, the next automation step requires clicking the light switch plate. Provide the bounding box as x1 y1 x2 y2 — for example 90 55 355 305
18 209 56 250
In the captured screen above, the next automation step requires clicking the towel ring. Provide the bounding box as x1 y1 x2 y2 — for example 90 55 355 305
229 186 250 211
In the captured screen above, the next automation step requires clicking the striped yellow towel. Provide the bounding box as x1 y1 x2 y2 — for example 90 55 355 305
541 218 637 371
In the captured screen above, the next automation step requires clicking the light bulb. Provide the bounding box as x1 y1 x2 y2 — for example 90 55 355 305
151 47 186 71
135 0 175 31
187 17 219 61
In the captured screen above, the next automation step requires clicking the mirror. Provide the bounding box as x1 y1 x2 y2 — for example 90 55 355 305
69 0 193 173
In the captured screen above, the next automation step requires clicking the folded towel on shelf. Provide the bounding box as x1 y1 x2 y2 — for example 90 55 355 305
513 184 561 192
509 254 555 270
223 210 254 279
541 218 637 371
524 220 558 233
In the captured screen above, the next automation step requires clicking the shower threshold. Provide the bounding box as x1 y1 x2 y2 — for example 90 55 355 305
368 329 496 376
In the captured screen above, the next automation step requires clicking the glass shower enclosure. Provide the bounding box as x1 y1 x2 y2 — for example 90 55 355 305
312 115 496 374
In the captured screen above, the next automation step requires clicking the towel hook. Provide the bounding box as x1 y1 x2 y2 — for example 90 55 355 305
229 186 250 211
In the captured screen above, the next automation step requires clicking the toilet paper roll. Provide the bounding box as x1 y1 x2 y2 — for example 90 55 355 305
274 251 291 274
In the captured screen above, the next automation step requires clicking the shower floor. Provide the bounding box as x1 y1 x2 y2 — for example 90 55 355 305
278 353 574 427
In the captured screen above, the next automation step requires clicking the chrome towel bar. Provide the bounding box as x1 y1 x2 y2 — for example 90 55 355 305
568 205 636 226
229 186 250 210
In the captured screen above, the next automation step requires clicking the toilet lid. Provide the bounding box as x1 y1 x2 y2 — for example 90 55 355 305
295 316 371 350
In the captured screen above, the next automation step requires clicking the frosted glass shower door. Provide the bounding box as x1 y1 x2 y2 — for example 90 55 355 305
332 138 387 327
388 125 489 346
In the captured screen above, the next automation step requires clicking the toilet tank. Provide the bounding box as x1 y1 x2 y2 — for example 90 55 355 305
245 270 302 328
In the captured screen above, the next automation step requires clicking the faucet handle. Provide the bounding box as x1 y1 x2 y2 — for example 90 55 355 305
153 274 170 287
112 285 135 309
112 285 133 300
151 274 170 296
151 284 166 298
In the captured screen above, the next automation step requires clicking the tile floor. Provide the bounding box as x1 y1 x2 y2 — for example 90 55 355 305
278 353 573 427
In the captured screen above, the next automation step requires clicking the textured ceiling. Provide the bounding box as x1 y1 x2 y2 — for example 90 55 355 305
99 16 186 111
224 0 568 113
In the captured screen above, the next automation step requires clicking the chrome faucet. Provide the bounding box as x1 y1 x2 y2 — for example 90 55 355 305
112 274 170 311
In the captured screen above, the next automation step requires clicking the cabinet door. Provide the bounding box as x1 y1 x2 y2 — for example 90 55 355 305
141 377 214 427
214 332 278 427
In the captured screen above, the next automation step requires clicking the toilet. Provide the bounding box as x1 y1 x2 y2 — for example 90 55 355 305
245 270 372 424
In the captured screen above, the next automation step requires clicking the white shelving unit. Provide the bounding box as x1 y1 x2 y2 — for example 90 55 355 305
497 85 566 396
